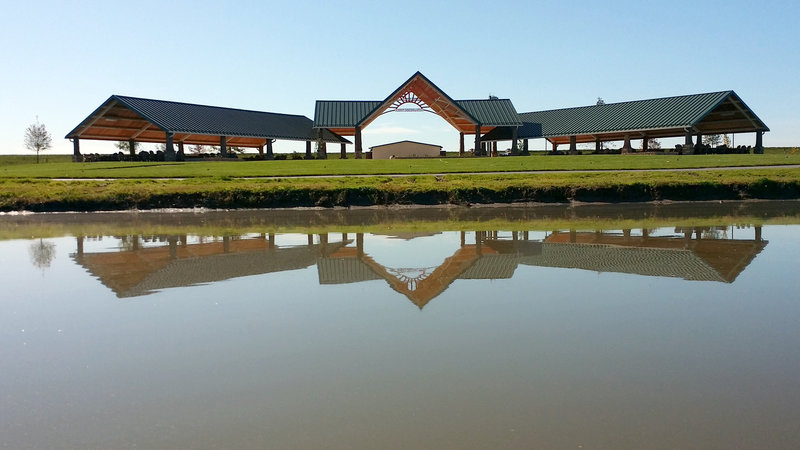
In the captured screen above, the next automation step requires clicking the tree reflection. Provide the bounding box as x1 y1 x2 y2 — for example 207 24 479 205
29 239 56 270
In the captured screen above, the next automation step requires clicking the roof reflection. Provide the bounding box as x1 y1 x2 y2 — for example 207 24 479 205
72 226 766 305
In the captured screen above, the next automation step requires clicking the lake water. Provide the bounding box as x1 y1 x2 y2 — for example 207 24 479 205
1 202 799 449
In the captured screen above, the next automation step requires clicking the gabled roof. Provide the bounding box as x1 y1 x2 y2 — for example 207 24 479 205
482 90 769 144
67 95 349 147
313 71 521 135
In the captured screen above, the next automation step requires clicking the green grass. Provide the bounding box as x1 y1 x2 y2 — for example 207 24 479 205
2 167 799 212
1 150 799 179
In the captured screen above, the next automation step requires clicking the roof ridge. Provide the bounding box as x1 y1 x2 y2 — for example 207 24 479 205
316 100 382 103
113 94 308 119
520 90 733 115
456 98 513 102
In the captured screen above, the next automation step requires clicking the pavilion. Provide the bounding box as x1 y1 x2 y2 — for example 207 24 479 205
66 72 769 161
481 90 770 154
65 95 349 161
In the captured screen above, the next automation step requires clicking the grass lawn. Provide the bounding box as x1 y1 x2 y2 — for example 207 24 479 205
2 167 799 212
0 148 798 179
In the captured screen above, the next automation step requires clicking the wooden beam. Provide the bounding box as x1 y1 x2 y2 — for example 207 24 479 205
130 122 155 139
74 100 118 136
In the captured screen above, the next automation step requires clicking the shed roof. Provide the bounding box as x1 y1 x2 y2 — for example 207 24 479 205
369 140 443 150
67 95 349 147
482 90 768 144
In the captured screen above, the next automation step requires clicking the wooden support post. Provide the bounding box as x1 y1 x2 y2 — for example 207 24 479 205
305 141 312 159
165 133 176 161
474 125 482 156
258 144 264 157
177 141 185 161
340 143 347 159
552 141 557 151
642 136 649 152
266 139 274 160
511 127 518 155
268 233 275 249
319 233 328 256
754 131 764 154
128 139 136 156
459 132 465 156
621 135 632 153
356 233 364 256
492 141 498 157
76 236 84 255
684 132 694 154
223 236 230 253
568 135 578 155
696 133 703 150
595 138 601 153
168 237 178 260
522 139 529 155
72 137 82 162
220 136 227 157
355 126 363 159
755 225 762 241
569 229 577 243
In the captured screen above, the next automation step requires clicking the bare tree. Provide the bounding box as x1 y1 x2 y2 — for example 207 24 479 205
24 119 52 163
647 138 661 150
29 239 56 270
703 134 722 147
596 97 606 106
189 144 207 154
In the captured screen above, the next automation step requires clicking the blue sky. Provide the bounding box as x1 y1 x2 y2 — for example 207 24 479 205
1 0 798 155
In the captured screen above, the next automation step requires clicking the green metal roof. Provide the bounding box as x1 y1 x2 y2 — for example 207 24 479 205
455 99 522 126
313 100 381 128
313 71 521 129
313 98 521 128
484 90 769 141
68 95 350 143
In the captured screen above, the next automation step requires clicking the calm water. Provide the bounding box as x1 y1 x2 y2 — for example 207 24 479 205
1 203 799 449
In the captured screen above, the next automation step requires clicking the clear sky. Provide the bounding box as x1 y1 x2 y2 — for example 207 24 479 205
1 0 798 155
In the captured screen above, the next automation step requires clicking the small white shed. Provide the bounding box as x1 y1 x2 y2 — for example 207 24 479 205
369 140 443 159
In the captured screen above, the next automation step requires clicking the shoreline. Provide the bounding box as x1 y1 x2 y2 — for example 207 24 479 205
2 178 800 213
2 164 800 213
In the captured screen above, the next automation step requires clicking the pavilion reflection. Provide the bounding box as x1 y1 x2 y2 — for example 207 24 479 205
72 225 767 306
